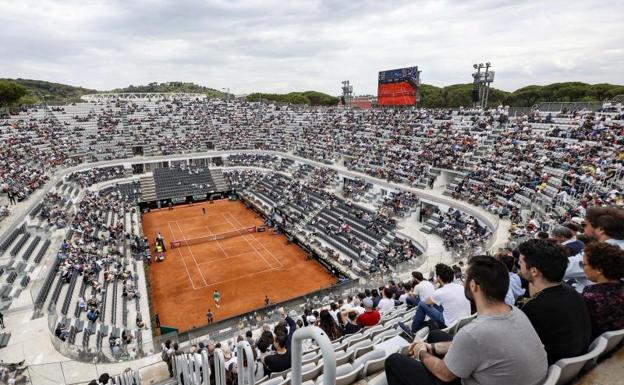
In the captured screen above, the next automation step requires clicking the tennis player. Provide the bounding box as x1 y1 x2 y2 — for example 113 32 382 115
213 289 221 308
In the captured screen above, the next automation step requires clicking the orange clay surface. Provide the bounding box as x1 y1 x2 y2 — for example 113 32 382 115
142 199 338 331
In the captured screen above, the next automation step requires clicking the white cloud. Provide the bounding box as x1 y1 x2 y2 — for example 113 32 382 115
0 0 622 94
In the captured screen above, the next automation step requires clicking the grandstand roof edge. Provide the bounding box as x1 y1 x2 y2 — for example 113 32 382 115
80 92 207 101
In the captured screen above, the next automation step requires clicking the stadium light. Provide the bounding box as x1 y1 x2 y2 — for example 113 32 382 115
341 80 353 109
471 62 494 109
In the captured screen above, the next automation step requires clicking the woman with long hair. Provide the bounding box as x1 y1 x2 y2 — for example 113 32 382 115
318 309 342 341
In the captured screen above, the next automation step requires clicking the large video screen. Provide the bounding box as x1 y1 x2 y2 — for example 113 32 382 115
378 66 419 106
377 81 417 106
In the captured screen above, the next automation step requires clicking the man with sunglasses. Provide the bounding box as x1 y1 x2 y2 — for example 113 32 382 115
565 206 624 292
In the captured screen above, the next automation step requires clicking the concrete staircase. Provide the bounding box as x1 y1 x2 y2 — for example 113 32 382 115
210 169 228 192
140 176 156 201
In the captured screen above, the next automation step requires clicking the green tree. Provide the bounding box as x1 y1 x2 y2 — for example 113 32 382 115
419 84 445 108
302 91 339 106
17 94 41 105
286 93 310 104
0 80 28 106
511 85 543 106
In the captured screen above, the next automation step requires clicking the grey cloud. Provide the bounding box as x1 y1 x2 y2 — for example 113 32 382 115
1 0 623 94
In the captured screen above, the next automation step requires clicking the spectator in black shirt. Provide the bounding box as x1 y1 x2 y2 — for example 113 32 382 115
371 289 381 308
340 311 363 335
518 239 591 364
262 308 296 375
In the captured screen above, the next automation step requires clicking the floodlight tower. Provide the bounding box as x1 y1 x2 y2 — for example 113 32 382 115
472 64 482 108
341 80 353 108
482 62 494 109
471 62 494 108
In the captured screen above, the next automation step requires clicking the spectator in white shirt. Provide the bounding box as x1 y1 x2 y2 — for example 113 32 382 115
406 271 435 307
329 302 340 323
400 264 471 335
351 297 365 315
377 288 396 313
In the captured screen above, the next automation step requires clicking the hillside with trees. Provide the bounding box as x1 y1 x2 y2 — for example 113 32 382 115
1 78 622 108
111 82 230 98
0 80 28 107
246 91 339 106
0 80 229 106
0 78 96 105
419 82 624 108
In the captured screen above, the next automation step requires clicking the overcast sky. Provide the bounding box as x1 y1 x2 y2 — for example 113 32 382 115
1 0 622 95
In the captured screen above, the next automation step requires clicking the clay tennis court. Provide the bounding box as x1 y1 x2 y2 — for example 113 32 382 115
143 199 338 331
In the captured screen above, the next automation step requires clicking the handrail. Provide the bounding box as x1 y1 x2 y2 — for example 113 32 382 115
291 326 335 385
202 350 212 385
214 348 227 385
174 349 218 385
236 341 255 385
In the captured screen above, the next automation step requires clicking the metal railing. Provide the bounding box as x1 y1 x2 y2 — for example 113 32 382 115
169 326 336 385
2 356 152 385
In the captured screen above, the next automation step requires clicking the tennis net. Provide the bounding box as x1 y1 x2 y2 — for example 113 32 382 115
170 226 257 248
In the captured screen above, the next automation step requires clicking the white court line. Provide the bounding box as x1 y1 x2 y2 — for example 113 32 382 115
175 220 209 287
167 221 198 290
197 251 259 266
202 266 279 289
253 233 284 268
222 210 246 228
178 212 225 222
220 213 275 270
203 224 214 235
201 223 233 260
179 223 270 291
225 212 283 268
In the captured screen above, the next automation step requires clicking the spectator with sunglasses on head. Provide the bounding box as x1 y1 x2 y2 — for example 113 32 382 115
565 206 624 292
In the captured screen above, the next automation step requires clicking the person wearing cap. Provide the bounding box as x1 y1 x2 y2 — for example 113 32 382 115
356 297 380 327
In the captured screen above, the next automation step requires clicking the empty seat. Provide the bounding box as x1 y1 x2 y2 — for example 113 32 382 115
594 329 624 361
346 339 373 359
315 363 359 385
543 365 561 385
553 337 607 385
